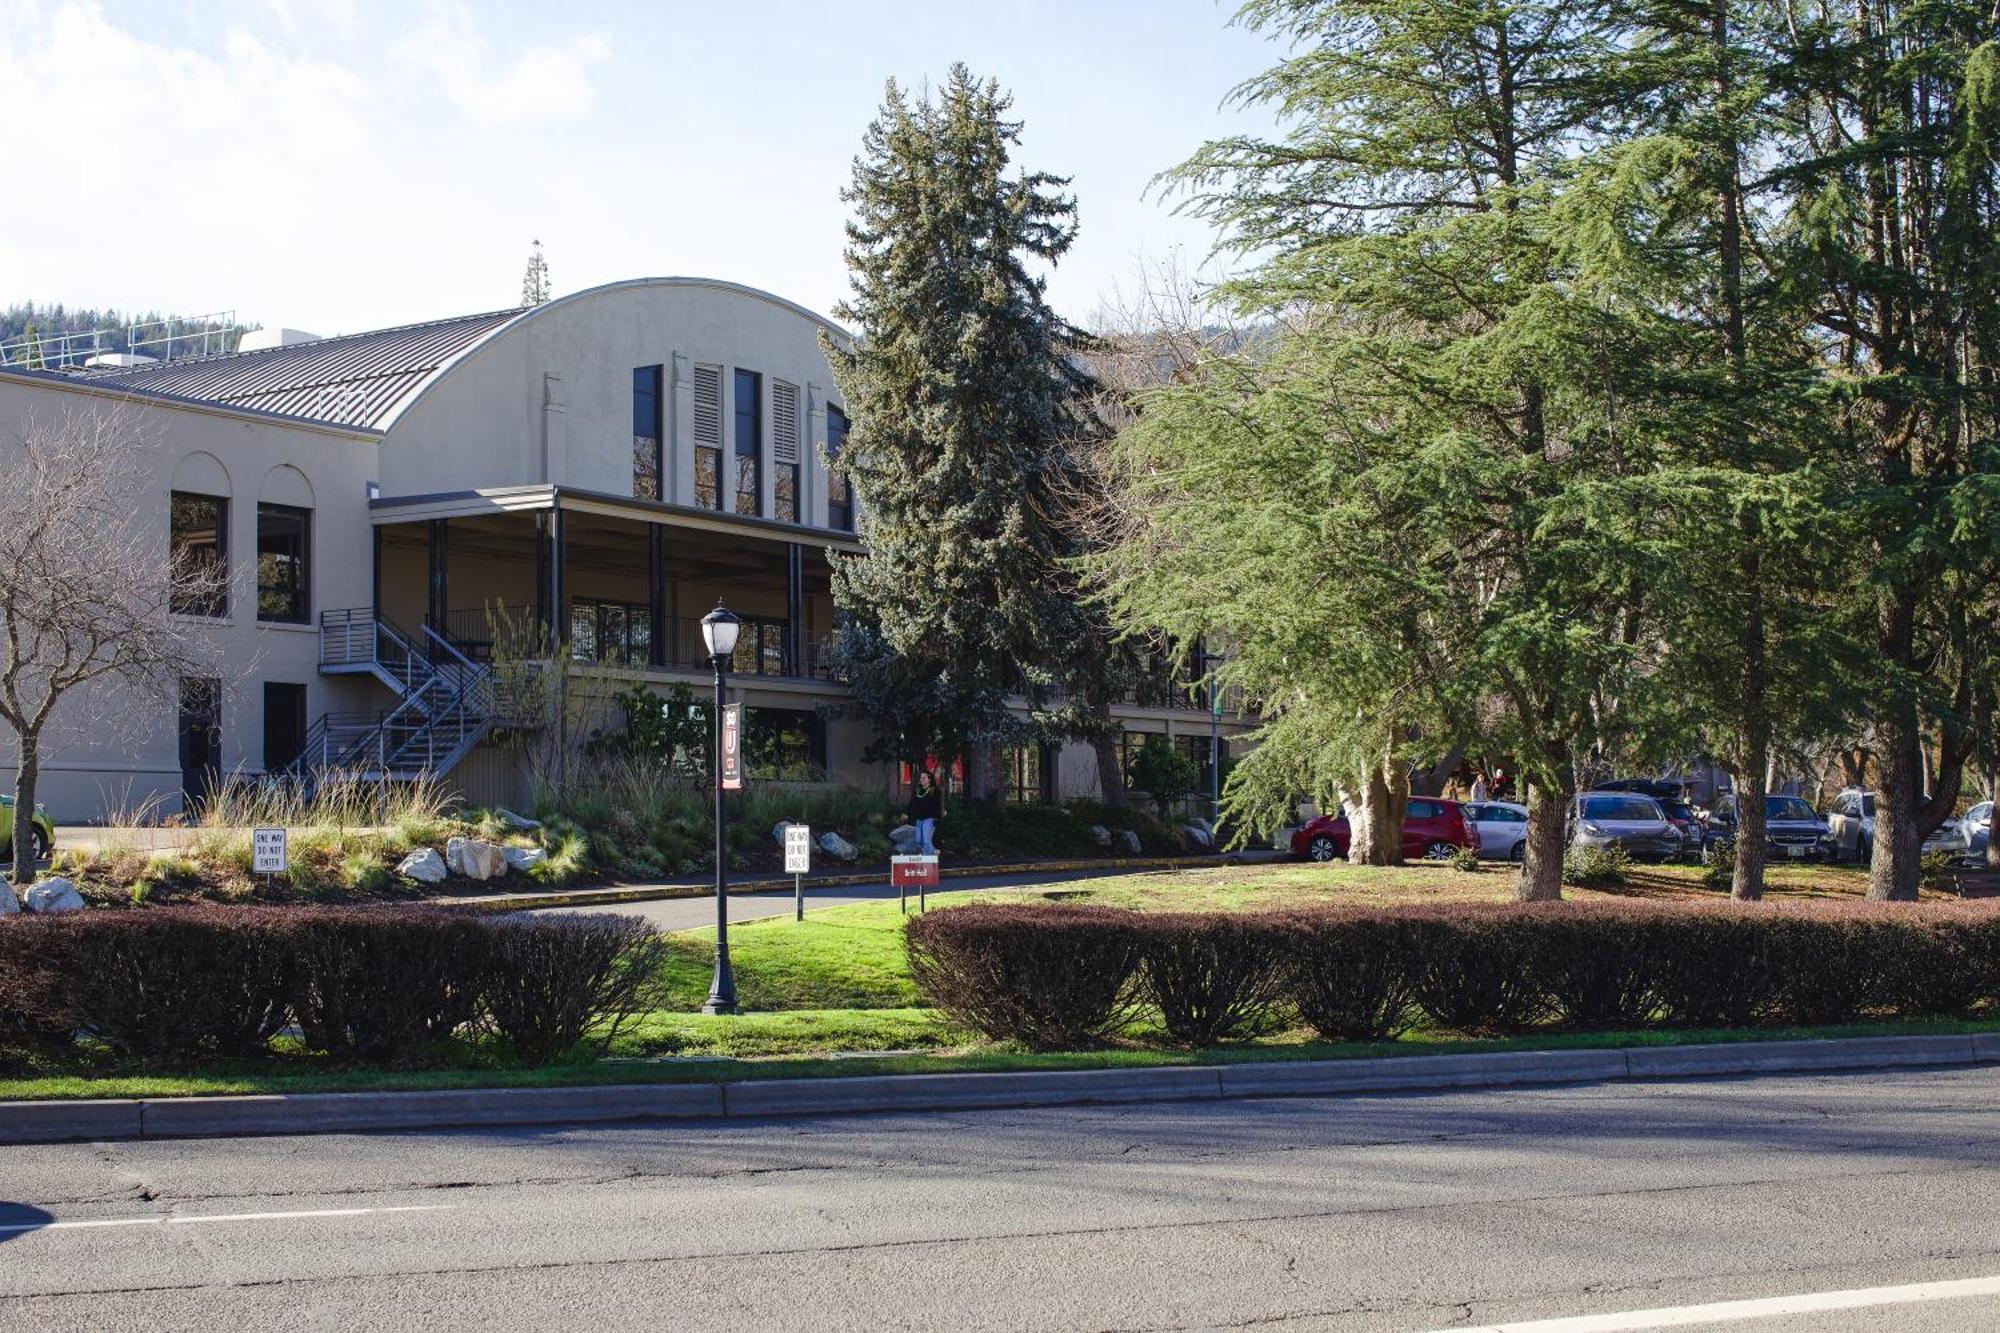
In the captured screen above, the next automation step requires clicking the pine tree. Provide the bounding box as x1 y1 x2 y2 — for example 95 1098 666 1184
824 65 1091 791
520 240 551 306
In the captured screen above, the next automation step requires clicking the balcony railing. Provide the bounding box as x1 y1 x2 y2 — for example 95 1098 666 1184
436 605 842 683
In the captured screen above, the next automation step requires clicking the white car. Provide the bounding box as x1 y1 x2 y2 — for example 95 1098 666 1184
1464 800 1529 862
1826 788 1970 863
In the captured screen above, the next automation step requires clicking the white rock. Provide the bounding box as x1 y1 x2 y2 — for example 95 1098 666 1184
772 821 793 845
445 836 470 876
818 831 858 863
495 807 542 831
503 845 548 872
397 848 449 884
1118 829 1143 856
0 880 18 915
460 839 508 881
1181 824 1215 851
888 823 922 853
24 878 84 913
1090 824 1113 848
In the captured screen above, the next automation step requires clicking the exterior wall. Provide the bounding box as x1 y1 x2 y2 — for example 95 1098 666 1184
0 374 380 820
378 279 851 534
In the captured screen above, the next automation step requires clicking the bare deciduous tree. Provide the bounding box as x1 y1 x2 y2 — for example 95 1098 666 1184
0 405 225 893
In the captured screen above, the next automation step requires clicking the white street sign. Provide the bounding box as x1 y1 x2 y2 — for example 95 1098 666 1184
252 826 288 876
784 824 812 875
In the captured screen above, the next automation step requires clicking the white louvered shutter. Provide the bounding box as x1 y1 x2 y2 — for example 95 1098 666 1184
693 364 723 448
772 380 801 464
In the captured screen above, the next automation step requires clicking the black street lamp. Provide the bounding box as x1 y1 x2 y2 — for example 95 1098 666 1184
701 601 741 1016
1200 647 1227 828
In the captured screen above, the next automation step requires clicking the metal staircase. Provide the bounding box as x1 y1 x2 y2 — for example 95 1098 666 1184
286 610 499 793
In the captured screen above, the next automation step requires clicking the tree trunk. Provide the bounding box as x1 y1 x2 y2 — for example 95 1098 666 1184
966 741 1005 803
11 733 39 890
1348 751 1409 866
1091 730 1124 808
1517 778 1567 902
1867 705 1924 901
1731 746 1769 902
1987 768 1998 872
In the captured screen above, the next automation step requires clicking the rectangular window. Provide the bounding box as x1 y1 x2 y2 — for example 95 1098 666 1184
826 406 853 531
1003 744 1049 805
733 368 761 517
262 682 308 773
728 616 791 676
170 492 228 617
772 381 801 523
255 504 310 624
693 363 723 509
632 365 663 500
569 597 651 667
744 707 827 781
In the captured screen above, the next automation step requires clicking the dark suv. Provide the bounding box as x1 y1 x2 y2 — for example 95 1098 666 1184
1705 794 1833 864
1291 798 1479 862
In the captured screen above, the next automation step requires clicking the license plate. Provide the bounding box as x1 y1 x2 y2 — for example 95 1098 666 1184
1787 845 1805 858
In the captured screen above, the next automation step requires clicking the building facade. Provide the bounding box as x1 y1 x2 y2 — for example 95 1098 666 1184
0 278 1246 821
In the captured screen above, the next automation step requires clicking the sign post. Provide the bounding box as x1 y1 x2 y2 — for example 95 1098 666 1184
720 702 744 791
251 826 288 886
784 823 812 921
890 854 939 914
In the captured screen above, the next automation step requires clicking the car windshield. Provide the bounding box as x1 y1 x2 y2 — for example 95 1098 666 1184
1860 793 1875 817
1970 803 1992 823
1766 796 1818 821
1581 795 1660 821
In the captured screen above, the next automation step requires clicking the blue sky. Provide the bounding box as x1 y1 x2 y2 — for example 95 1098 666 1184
1 1 1281 335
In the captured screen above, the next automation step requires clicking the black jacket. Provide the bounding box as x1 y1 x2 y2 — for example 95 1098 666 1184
908 786 943 820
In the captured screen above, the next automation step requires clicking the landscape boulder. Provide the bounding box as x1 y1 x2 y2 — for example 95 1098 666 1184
1181 823 1214 851
0 880 18 915
771 821 792 846
889 823 922 854
1090 824 1113 849
456 839 508 880
502 845 548 872
817 831 858 863
495 807 542 832
1117 829 1143 856
24 878 84 913
396 848 448 884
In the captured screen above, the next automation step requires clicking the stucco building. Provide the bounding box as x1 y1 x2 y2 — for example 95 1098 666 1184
0 278 1243 821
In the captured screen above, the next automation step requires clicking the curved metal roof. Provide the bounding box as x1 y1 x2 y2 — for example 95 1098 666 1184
80 309 523 430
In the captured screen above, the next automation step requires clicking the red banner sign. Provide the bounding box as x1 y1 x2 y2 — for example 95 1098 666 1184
890 855 939 889
720 702 743 790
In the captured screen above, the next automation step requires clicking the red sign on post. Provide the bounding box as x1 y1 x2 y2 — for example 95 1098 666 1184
720 702 743 791
890 855 940 889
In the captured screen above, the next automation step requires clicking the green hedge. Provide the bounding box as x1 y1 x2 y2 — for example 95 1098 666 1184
903 901 2000 1049
0 905 665 1069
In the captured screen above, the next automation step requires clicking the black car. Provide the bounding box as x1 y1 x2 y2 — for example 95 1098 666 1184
1705 794 1833 864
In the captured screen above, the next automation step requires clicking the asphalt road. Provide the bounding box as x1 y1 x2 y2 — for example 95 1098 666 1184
556 864 1173 931
7 1066 2000 1331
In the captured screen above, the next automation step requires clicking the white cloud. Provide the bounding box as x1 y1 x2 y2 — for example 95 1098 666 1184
393 3 607 129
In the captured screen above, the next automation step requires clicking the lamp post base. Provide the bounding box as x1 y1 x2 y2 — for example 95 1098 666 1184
701 997 739 1016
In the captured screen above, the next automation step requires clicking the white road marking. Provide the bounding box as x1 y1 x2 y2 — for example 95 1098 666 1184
0 1204 453 1236
1437 1273 2000 1331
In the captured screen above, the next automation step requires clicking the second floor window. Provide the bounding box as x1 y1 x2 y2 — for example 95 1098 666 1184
826 406 853 531
733 368 761 517
170 491 228 617
256 503 310 624
632 365 663 500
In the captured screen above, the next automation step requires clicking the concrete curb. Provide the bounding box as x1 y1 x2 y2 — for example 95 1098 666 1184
439 853 1258 913
4 1032 1993 1144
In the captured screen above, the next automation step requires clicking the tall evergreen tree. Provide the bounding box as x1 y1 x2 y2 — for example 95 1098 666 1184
824 65 1091 792
1763 1 2000 899
520 239 551 306
1125 0 1646 897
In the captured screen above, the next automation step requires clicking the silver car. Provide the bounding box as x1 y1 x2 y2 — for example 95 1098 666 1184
1572 792 1682 862
1826 788 1969 863
1465 800 1530 862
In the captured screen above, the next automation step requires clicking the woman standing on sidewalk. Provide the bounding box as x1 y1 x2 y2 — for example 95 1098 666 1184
908 768 943 856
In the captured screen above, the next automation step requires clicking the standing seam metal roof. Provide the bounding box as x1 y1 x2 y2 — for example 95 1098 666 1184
78 308 524 430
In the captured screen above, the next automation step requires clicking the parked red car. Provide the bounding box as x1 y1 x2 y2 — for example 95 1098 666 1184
1290 798 1480 862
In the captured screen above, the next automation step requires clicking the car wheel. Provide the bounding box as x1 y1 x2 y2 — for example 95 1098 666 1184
1423 840 1457 861
1307 835 1339 862
30 828 47 865
1510 841 1526 863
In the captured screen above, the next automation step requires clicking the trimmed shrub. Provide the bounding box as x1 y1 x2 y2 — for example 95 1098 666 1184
1762 912 1903 1025
1274 911 1415 1041
289 907 494 1061
8 906 294 1061
1647 910 1775 1027
1132 913 1286 1045
1562 844 1630 889
1882 912 2000 1017
1403 908 1552 1033
905 904 1141 1049
1524 906 1665 1030
478 912 669 1066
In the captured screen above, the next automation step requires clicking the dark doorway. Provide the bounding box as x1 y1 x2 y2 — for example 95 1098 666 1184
178 677 222 812
263 682 308 774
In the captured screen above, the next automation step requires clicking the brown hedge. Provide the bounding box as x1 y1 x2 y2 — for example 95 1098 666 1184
901 899 2000 1049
